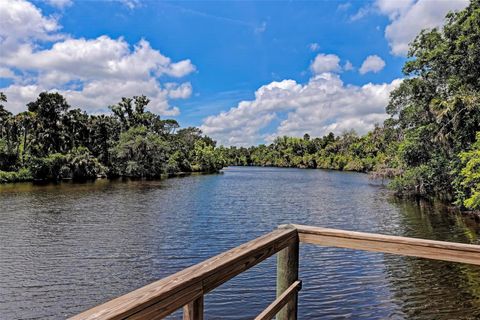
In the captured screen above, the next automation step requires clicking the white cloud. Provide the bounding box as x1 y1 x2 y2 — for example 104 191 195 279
310 53 341 74
359 55 385 74
0 0 61 51
2 37 195 84
165 82 192 99
0 67 17 79
309 43 320 51
44 0 73 9
0 84 42 114
350 6 374 21
376 0 469 56
201 72 401 146
343 60 354 71
0 0 195 115
1 79 192 116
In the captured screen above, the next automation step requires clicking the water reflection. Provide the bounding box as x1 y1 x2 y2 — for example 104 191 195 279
382 198 480 320
0 167 479 319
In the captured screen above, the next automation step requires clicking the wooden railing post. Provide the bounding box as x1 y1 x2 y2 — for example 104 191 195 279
183 296 204 320
276 226 299 320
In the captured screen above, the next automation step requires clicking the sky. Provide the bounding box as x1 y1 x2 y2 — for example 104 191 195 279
0 0 469 146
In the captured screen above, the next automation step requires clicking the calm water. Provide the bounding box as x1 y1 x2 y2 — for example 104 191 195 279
1 167 480 320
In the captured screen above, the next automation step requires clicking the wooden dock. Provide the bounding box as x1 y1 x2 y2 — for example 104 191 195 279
70 224 480 320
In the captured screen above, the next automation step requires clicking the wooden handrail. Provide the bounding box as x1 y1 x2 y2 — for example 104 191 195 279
69 228 297 320
290 224 480 265
255 280 302 320
71 224 480 320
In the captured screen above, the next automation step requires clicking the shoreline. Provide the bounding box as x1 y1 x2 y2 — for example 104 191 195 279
0 169 222 185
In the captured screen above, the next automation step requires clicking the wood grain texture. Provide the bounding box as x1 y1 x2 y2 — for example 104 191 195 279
69 228 297 320
255 281 301 320
183 296 203 320
292 224 480 265
276 231 299 320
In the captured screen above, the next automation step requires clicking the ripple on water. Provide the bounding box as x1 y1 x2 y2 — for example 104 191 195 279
0 167 480 319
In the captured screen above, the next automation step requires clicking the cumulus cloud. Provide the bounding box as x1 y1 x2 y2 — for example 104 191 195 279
201 72 401 146
359 55 385 74
376 0 468 56
0 0 195 115
0 0 61 51
0 67 17 79
3 37 194 84
310 53 341 74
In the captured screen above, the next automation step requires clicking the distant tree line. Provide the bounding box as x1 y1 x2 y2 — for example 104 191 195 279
220 0 480 211
218 128 396 172
0 93 224 182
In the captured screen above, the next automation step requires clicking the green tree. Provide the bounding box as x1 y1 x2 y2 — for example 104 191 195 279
191 140 224 172
456 132 480 209
64 147 105 180
385 0 480 200
27 92 71 156
110 126 170 177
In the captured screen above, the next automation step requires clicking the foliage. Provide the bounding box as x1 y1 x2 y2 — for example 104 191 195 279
384 0 480 203
0 168 32 183
110 126 170 177
221 126 393 173
28 153 67 180
0 92 223 182
191 140 225 172
65 147 105 180
456 132 480 209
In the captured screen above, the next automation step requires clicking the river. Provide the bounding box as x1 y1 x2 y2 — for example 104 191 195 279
1 166 479 319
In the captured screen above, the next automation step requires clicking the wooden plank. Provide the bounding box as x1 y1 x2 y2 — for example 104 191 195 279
291 224 480 265
126 283 202 320
276 232 299 320
255 281 301 320
183 296 204 320
69 228 297 320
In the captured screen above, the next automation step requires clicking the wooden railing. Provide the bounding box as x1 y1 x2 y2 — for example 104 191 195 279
70 224 480 320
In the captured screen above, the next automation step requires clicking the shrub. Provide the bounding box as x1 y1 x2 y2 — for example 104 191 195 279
0 168 33 183
66 147 105 180
28 153 66 180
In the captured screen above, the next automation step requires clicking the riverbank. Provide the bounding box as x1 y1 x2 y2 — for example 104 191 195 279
0 168 220 184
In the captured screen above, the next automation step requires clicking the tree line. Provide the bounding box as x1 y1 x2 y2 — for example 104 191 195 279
220 0 480 211
0 93 225 182
217 128 393 173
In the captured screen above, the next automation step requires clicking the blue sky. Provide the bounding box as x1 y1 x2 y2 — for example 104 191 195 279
52 0 404 123
0 0 469 145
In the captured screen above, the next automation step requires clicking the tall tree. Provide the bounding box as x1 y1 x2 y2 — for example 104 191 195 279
27 92 71 156
385 0 480 199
